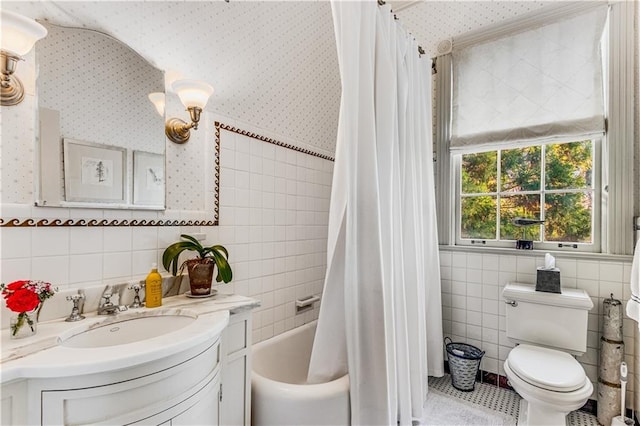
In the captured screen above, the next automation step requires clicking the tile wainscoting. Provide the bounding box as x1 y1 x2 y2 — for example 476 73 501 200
439 247 637 411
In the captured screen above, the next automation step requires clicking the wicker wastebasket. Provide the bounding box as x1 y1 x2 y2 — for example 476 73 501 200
445 337 485 392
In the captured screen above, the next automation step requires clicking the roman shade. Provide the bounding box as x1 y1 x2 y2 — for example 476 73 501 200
451 7 608 153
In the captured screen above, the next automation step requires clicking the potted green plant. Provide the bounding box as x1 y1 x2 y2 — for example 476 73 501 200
162 234 233 296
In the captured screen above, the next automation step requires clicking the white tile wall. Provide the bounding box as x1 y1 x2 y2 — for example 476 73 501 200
440 248 636 407
215 130 332 343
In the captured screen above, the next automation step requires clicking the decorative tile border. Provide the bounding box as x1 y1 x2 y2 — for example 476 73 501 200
215 121 335 162
0 218 216 227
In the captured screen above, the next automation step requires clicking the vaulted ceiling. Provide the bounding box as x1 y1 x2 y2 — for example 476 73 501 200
5 1 556 155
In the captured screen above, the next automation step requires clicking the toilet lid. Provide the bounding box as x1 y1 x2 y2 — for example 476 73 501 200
508 344 586 392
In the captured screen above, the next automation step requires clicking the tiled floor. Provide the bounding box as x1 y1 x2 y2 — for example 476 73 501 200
429 375 599 426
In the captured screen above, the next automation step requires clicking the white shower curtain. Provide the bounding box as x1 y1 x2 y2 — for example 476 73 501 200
308 2 444 425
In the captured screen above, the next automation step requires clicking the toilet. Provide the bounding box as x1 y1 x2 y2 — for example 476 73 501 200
502 283 594 426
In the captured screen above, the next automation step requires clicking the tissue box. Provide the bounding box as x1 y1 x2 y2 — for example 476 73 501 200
536 267 561 293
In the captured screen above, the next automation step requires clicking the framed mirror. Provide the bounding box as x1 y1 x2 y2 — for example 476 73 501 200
35 22 166 210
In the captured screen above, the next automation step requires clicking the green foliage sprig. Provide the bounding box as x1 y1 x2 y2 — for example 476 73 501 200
162 234 233 283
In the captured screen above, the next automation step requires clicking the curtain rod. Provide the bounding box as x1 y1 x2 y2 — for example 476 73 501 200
377 0 425 57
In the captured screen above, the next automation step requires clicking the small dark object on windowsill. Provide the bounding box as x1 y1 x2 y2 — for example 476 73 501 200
516 239 533 250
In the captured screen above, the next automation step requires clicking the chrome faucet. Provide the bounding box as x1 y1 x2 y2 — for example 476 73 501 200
98 286 122 315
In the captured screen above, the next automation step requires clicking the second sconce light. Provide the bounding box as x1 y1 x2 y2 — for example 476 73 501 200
152 79 214 144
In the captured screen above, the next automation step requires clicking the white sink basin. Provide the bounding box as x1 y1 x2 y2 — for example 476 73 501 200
62 313 196 348
1 308 230 385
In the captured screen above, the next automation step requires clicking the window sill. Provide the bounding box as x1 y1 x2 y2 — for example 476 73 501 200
439 244 633 262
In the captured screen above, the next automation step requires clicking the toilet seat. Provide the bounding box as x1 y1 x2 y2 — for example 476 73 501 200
507 344 586 392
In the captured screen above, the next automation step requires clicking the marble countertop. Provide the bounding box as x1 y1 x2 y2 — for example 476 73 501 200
0 293 259 383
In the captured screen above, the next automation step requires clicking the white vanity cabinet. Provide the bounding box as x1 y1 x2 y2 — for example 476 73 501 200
219 309 253 426
0 297 257 426
37 338 221 425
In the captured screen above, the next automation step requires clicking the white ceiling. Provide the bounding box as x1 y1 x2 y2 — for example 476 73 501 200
393 1 555 57
4 1 559 155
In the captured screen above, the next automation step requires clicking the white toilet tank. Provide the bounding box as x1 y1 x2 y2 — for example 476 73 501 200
502 283 594 355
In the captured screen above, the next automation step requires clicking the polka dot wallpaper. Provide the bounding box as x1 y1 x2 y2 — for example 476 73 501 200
37 23 165 154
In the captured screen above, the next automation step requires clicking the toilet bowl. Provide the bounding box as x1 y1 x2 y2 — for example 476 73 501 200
504 345 592 425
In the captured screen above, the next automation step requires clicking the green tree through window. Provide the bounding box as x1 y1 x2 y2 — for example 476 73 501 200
460 140 594 246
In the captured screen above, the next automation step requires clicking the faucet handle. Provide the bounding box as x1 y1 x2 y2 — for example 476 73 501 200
66 294 85 302
128 283 144 309
65 294 86 322
128 283 141 291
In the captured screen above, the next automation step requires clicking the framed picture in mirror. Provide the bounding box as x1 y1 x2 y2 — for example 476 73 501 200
63 139 126 203
133 150 165 207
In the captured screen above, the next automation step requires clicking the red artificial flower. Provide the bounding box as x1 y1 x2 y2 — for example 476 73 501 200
5 280 29 292
5 288 40 313
1 280 56 319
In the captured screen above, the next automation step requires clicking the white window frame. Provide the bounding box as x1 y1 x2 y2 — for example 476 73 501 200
453 138 602 252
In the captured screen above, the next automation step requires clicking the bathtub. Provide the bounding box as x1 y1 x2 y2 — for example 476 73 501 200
251 321 350 425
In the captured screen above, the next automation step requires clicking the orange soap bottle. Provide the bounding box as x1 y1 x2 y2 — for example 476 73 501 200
145 263 163 308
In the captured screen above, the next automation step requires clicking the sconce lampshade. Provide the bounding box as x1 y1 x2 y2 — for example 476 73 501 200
1 11 48 56
148 92 165 117
172 79 214 110
164 79 213 144
1 11 47 106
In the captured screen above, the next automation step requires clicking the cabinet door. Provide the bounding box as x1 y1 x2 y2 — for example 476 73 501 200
219 355 247 425
220 310 252 426
171 378 219 426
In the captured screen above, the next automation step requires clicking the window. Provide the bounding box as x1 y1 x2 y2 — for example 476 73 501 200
433 3 636 255
456 139 599 251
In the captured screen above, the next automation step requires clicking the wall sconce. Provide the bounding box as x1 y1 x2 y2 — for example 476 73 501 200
148 92 165 117
165 79 214 144
1 11 48 106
